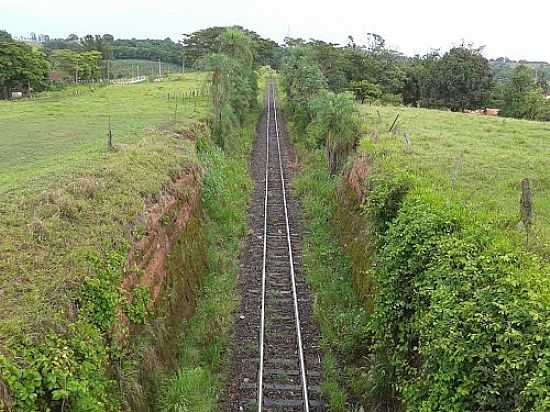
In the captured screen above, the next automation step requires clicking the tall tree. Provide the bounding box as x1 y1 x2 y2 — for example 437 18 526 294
183 26 281 68
501 65 550 120
281 46 327 132
437 46 493 111
0 42 50 99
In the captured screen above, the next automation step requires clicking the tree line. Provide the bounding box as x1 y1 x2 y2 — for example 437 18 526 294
2 26 549 120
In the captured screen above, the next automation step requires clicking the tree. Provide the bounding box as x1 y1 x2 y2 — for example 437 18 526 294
0 30 12 42
0 42 50 99
437 46 493 111
182 26 281 69
206 28 259 148
49 49 102 83
307 91 360 174
281 46 327 133
501 65 550 120
351 80 383 103
402 52 441 107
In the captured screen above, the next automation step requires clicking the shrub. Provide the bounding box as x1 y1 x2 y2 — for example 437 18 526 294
362 176 550 411
307 91 361 175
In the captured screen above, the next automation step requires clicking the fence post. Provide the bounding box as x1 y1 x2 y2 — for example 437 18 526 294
520 178 532 246
107 114 113 152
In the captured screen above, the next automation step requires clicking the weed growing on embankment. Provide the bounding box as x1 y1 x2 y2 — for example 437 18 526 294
156 121 255 411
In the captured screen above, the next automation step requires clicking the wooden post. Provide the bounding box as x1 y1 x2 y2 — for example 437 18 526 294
107 114 113 152
404 133 412 154
520 178 532 246
389 113 400 133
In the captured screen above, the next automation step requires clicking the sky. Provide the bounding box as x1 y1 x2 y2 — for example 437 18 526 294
1 0 548 62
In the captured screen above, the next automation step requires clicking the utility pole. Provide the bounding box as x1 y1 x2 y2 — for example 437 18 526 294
182 54 185 74
158 59 162 77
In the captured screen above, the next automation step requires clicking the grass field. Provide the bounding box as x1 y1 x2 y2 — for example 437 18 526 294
0 72 209 193
0 72 211 340
360 105 550 255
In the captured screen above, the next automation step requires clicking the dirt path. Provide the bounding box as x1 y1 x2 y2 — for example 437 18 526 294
220 84 325 411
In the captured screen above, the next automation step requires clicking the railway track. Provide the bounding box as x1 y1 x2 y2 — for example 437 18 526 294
224 82 325 411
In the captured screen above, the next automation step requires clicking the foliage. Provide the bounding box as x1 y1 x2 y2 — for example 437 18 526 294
437 46 493 111
307 91 360 174
0 30 12 41
49 49 103 82
293 143 369 411
360 104 550 255
157 115 254 411
402 47 493 111
207 28 258 148
350 79 383 103
0 41 50 98
283 34 406 97
79 35 113 60
362 177 550 411
0 75 206 410
45 35 181 65
124 287 151 325
281 46 327 133
0 253 126 412
110 38 182 65
182 25 281 69
500 65 550 120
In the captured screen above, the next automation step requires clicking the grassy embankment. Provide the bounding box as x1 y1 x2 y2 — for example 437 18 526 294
0 74 211 411
156 118 255 411
155 73 273 411
293 102 550 411
361 105 550 255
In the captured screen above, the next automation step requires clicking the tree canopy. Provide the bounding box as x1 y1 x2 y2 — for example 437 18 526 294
182 26 281 69
0 41 50 99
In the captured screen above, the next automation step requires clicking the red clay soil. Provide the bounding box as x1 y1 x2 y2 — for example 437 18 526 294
123 165 201 309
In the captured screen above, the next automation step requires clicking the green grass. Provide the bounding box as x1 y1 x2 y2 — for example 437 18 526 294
157 120 255 411
293 145 369 412
359 105 550 256
0 73 211 341
0 132 199 340
0 72 209 193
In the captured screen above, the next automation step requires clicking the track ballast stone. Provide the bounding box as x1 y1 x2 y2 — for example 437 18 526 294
222 83 325 411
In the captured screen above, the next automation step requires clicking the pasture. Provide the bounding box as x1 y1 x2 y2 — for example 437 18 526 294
361 105 550 255
0 72 209 193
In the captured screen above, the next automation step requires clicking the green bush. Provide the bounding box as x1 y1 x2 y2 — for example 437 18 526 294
363 175 550 411
207 28 258 149
307 91 360 175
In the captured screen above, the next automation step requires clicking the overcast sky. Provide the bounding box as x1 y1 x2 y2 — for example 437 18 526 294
1 0 548 62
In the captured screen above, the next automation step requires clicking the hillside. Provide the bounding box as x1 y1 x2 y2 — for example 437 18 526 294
0 74 210 336
491 58 550 82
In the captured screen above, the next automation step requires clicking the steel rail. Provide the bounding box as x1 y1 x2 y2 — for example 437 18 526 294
257 84 270 412
272 84 310 412
256 82 310 411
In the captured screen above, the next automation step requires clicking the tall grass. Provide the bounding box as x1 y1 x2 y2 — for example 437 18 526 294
293 145 369 411
156 121 254 411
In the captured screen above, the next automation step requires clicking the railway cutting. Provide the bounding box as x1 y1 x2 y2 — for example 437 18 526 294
223 82 325 412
